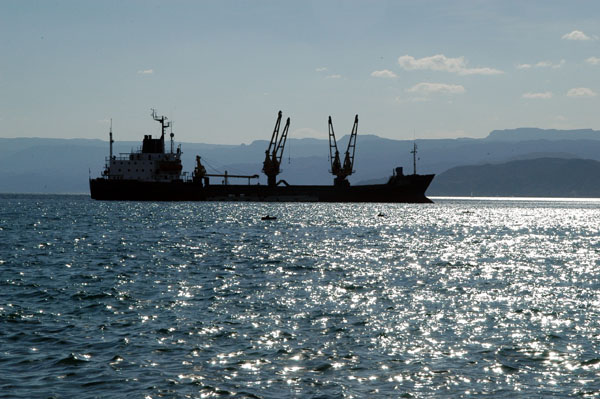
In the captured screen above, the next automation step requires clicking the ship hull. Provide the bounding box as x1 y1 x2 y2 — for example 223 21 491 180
89 174 435 203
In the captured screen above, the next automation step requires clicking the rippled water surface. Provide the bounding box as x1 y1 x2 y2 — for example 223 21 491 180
2 194 600 398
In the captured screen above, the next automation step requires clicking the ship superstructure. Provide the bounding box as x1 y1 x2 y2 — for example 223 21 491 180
102 109 182 183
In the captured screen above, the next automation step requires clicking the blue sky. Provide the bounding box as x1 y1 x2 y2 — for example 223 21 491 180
1 0 599 144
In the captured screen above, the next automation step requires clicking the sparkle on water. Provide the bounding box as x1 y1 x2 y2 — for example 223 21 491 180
1 194 600 398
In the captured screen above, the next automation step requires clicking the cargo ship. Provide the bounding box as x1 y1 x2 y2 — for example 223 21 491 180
89 110 435 202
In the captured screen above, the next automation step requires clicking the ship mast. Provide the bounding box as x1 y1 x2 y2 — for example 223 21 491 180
170 123 175 154
151 108 171 153
109 118 114 159
411 141 417 175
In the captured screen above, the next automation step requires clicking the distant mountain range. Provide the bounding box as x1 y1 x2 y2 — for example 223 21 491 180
1 127 600 196
428 158 600 197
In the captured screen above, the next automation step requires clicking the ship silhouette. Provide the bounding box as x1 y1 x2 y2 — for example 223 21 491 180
89 110 435 203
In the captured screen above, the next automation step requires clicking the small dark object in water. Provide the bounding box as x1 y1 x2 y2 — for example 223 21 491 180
377 212 385 217
261 215 277 220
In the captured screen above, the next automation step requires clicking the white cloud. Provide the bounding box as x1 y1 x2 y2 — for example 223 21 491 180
315 67 328 72
586 57 600 65
459 67 502 75
326 74 342 79
398 54 503 75
567 87 597 97
406 82 465 95
371 69 397 78
562 30 591 41
395 96 430 103
537 60 565 69
522 92 553 99
137 69 154 75
517 60 565 70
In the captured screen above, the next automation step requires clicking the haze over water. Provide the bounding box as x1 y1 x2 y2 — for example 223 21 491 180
1 194 600 397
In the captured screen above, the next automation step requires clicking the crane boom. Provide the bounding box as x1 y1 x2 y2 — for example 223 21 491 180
328 115 358 186
263 111 290 187
267 111 282 155
274 117 290 164
342 114 358 176
328 116 342 176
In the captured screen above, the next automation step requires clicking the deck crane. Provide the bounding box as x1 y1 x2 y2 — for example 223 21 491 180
262 110 291 187
328 114 358 186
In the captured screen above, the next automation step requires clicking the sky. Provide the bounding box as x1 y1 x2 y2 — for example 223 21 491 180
1 0 599 144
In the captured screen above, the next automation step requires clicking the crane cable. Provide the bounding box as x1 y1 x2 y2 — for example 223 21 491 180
200 156 256 176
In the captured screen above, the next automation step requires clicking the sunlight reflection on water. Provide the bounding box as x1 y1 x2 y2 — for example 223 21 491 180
1 195 600 397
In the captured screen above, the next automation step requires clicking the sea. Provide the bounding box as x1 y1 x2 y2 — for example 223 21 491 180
1 194 600 398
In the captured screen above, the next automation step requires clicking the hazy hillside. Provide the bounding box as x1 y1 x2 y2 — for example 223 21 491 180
1 127 600 194
429 158 600 197
486 128 600 142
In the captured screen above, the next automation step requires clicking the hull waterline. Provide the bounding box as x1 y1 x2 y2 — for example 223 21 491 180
89 174 435 203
